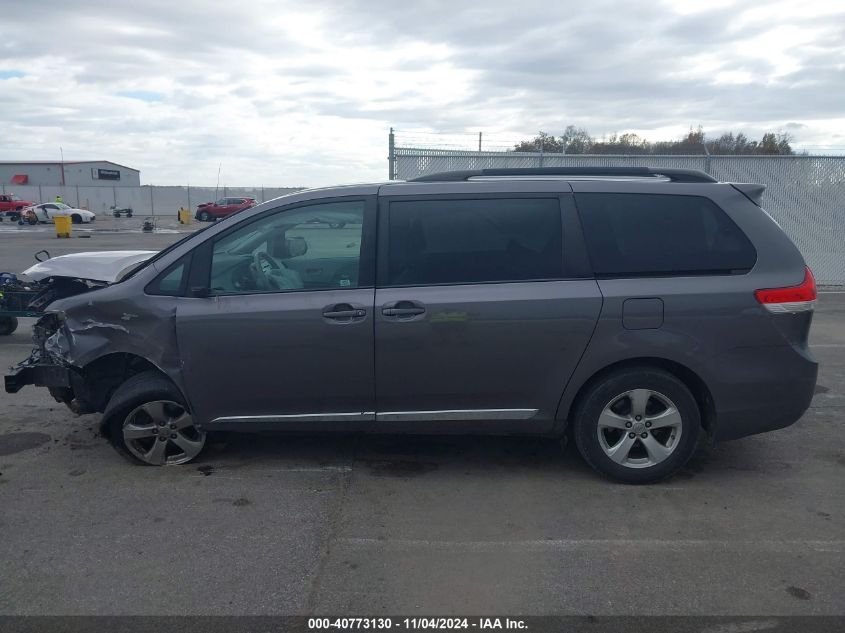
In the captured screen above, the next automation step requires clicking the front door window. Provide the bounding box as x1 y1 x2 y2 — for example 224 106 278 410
209 200 366 294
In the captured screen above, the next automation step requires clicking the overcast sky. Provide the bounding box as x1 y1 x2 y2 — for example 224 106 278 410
1 0 843 186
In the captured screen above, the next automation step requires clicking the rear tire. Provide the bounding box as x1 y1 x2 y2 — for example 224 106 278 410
0 316 18 335
103 371 206 466
572 367 701 484
198 210 211 222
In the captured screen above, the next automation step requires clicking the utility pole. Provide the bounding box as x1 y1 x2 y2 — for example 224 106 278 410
478 132 482 152
59 147 66 186
215 163 222 200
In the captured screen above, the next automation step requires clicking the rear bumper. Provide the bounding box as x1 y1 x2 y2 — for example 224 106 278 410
713 345 818 441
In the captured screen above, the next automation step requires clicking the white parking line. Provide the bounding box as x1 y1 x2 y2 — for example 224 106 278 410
338 537 845 553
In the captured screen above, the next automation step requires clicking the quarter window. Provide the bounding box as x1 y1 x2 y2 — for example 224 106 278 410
209 200 365 294
575 193 757 277
386 198 563 286
146 256 189 296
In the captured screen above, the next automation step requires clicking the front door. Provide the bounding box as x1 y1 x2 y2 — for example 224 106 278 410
176 196 377 428
374 195 602 428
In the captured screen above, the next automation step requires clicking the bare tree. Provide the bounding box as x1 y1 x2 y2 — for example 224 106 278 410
512 126 794 155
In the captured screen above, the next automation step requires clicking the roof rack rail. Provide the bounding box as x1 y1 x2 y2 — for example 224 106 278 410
410 167 718 183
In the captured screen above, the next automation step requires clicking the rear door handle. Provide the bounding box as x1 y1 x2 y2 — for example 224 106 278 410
322 303 367 321
381 300 426 318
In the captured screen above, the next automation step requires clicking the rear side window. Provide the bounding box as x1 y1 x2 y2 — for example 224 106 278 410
387 198 563 286
575 193 756 277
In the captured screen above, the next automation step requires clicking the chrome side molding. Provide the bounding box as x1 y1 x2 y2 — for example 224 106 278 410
210 408 538 425
375 409 538 421
211 412 376 424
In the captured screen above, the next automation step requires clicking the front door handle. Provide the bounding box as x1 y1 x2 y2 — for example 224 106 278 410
322 303 367 322
382 300 426 319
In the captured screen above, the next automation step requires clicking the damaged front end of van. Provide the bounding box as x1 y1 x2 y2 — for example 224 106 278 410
3 250 178 416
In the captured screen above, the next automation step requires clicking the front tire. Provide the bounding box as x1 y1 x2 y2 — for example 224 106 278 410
103 371 206 466
198 210 211 222
71 214 82 224
573 367 701 484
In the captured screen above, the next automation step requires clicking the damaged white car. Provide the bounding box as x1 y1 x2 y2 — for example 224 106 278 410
22 250 157 284
0 251 157 335
21 202 97 225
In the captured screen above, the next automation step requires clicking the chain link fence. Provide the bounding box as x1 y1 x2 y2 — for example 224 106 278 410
390 145 845 285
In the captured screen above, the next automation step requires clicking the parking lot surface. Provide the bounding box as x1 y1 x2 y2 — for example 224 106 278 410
0 224 843 615
0 214 199 274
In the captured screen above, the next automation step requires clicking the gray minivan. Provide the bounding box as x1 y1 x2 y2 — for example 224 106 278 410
5 167 818 483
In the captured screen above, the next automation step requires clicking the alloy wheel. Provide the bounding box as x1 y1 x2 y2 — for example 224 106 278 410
122 400 205 465
596 389 683 469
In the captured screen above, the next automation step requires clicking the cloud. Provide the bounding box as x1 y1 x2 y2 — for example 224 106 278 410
0 0 842 186
116 91 165 102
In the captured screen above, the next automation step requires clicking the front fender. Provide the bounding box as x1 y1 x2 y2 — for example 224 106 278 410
43 287 188 404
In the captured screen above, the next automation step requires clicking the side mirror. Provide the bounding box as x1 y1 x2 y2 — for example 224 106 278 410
190 286 210 298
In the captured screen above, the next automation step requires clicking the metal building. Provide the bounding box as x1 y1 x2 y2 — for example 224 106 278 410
0 160 140 187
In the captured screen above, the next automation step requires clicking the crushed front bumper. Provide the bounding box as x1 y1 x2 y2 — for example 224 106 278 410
5 355 72 394
5 311 70 395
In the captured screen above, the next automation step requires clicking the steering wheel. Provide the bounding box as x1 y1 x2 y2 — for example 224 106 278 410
252 251 283 290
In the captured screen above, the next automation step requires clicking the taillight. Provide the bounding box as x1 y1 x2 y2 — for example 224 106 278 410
755 267 816 313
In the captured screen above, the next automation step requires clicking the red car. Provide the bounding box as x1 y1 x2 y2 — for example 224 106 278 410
195 196 257 221
0 193 36 221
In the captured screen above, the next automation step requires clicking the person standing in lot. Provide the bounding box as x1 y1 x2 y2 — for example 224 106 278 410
55 195 63 204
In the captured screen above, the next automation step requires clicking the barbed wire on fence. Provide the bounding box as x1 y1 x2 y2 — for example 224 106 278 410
393 129 524 152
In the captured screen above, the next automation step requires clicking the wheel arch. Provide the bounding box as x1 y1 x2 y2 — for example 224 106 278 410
559 357 716 436
75 352 179 414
